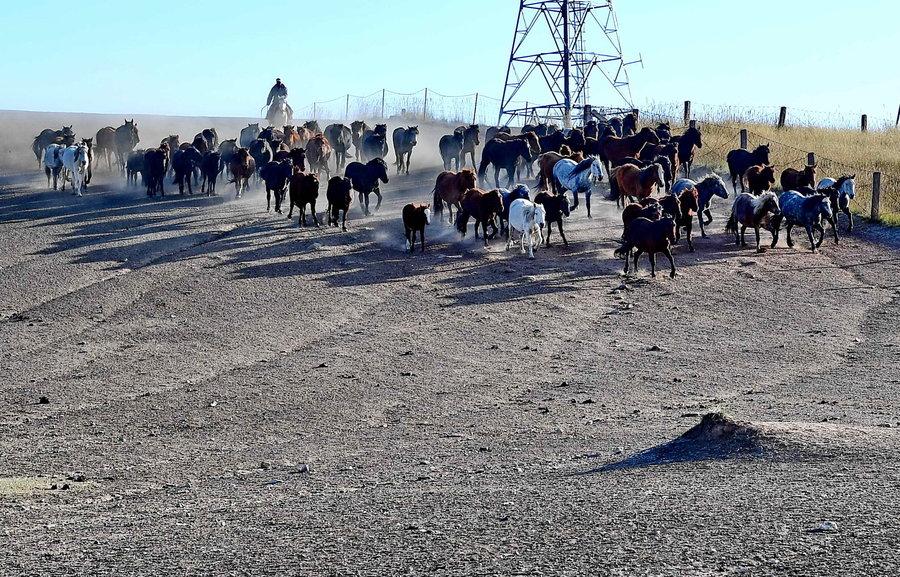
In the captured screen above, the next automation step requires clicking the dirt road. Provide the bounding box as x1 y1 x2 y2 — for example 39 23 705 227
2 119 900 575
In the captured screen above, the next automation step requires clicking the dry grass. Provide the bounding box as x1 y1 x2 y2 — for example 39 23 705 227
656 116 900 224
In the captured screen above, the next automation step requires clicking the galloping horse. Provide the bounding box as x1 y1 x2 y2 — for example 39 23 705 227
772 191 836 251
240 123 261 148
726 145 771 193
324 123 353 172
114 120 140 173
61 143 91 196
455 124 481 168
95 127 117 170
432 169 478 223
392 126 419 175
33 126 75 167
42 144 65 190
345 158 389 215
671 175 729 238
361 124 389 161
609 163 665 208
350 121 370 160
677 126 703 178
726 191 781 252
817 175 856 232
439 128 465 171
552 157 604 217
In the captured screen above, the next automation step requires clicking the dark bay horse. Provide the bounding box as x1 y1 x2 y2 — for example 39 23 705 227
114 120 140 173
600 128 660 176
361 124 389 161
726 145 771 193
455 188 503 246
432 169 478 223
33 126 75 167
478 138 531 189
350 121 370 160
324 123 353 172
615 216 677 278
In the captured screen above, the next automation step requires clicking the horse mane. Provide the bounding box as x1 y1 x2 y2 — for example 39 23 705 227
751 191 777 214
569 157 597 177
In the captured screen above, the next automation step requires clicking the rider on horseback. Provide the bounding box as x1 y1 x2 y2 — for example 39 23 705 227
266 78 293 124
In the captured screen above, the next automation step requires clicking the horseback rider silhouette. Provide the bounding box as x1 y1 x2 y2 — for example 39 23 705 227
266 78 293 124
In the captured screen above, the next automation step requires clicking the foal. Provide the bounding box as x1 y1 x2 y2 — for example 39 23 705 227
402 203 432 253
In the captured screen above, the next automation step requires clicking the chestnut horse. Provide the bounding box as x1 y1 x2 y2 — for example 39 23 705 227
609 163 665 207
432 169 478 223
455 188 504 246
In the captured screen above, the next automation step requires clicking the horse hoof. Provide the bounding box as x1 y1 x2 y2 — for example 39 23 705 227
756 247 766 253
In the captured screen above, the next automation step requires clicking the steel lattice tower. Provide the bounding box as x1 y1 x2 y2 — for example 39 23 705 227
498 0 637 128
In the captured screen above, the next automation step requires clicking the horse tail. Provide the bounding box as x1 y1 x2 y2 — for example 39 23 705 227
432 186 442 215
477 155 490 183
725 213 736 233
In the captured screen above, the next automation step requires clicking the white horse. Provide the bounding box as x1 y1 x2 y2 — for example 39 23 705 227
266 94 291 127
42 143 65 190
817 175 857 231
551 157 604 217
61 143 91 196
506 198 546 259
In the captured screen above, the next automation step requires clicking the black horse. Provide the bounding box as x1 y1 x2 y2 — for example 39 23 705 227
361 124 389 161
726 144 771 193
249 139 273 181
534 191 571 247
439 128 465 171
200 151 221 195
392 126 419 175
260 158 293 213
478 139 530 189
677 126 703 178
172 146 203 195
345 158 389 216
115 120 140 173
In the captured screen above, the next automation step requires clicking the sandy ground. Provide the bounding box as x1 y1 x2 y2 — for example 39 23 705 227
2 112 900 575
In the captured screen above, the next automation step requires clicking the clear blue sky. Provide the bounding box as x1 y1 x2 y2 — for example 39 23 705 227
0 0 896 122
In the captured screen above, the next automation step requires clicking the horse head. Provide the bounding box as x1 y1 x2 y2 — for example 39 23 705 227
838 175 857 198
762 165 776 185
815 194 833 220
754 145 771 165
372 158 389 183
703 174 729 199
407 126 419 146
467 125 480 145
638 127 660 145
374 124 387 136
591 159 605 183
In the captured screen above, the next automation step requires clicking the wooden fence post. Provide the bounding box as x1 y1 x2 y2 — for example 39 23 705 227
777 107 787 128
423 88 428 120
381 89 386 119
871 172 882 222
861 114 868 132
807 152 817 167
896 104 900 128
472 93 479 125
740 129 748 150
683 101 691 125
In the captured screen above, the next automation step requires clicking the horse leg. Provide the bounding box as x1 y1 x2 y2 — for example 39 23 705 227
545 222 552 247
585 194 592 219
809 224 821 251
406 227 413 252
755 227 763 253
311 201 320 226
698 213 707 238
341 209 348 232
493 167 501 190
786 223 795 248
686 220 694 252
559 220 568 247
649 252 657 277
266 189 271 211
739 225 747 247
374 189 383 213
662 248 676 278
845 208 853 233
830 216 839 244
632 250 642 276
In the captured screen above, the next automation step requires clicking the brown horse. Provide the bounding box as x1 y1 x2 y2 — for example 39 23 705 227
600 127 660 176
622 198 662 233
609 163 665 207
228 148 256 198
780 165 816 192
305 134 333 178
670 187 701 252
283 125 301 148
676 126 703 178
455 188 504 246
614 216 678 278
95 127 117 170
746 164 776 195
432 169 478 223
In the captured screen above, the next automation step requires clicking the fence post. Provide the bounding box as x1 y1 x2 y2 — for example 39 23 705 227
807 152 817 167
861 114 868 132
381 89 385 119
345 94 349 120
683 101 691 125
871 172 882 222
423 88 428 120
740 129 748 150
777 107 787 128
472 93 479 125
896 104 900 128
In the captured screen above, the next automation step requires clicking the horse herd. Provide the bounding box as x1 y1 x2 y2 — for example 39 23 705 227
31 112 859 278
